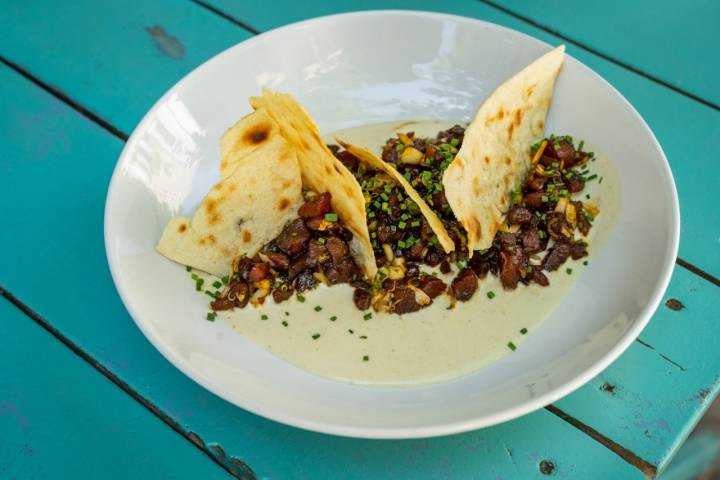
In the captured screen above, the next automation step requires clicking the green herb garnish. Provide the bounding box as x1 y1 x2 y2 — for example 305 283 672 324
520 328 528 335
312 333 321 340
363 312 372 320
261 314 268 320
330 316 337 322
324 213 338 222
297 294 306 303
487 291 495 299
363 355 369 362
507 341 517 351
206 312 217 321
314 305 322 312
282 320 288 327
212 280 222 289
566 268 573 274
186 266 192 272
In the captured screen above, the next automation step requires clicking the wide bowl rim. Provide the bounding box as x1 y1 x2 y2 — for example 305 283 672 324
104 9 680 439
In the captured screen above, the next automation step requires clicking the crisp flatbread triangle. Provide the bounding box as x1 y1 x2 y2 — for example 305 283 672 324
337 140 456 254
157 114 303 277
442 45 565 256
251 90 378 278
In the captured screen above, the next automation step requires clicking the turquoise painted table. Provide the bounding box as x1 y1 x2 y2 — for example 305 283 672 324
2 1 719 478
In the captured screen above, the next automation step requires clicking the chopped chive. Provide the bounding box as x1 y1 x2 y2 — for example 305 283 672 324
312 333 321 340
520 328 528 335
221 276 229 285
362 355 369 362
363 312 373 320
282 320 288 327
297 294 306 303
285 311 290 316
411 220 421 227
186 266 192 272
348 329 354 334
586 194 591 199
541 195 549 202
380 192 389 201
206 312 217 321
398 221 407 229
314 305 322 312
599 176 604 184
586 174 598 181
566 268 573 274
324 213 338 222
330 316 337 322
359 335 368 339
191 274 199 281
317 237 326 245
212 280 222 289
261 314 268 320
583 261 588 266
232 274 241 281
487 291 495 299
578 140 585 151
507 341 517 351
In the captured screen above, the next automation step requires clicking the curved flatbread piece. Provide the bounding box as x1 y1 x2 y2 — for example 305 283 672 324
251 90 378 279
442 45 565 256
157 133 303 277
337 140 455 254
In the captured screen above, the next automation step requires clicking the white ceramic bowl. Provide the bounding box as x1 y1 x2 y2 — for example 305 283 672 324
105 11 679 438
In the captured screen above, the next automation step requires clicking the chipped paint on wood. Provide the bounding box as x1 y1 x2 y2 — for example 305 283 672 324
145 25 185 59
665 298 685 311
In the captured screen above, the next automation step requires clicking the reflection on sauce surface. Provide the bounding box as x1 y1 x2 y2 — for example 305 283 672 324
220 120 620 386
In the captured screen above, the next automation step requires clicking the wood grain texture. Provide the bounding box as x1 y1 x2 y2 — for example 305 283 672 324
1 0 718 477
0 0 252 135
487 0 720 107
555 265 720 473
0 298 232 480
0 60 643 479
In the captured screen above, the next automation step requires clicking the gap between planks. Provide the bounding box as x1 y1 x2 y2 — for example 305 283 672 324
477 0 720 112
0 285 256 480
545 404 657 477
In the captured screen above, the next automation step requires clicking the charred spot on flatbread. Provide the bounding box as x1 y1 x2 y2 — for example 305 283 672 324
241 123 271 146
277 197 291 211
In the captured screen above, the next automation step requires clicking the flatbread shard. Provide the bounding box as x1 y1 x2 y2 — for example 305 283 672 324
337 140 456 254
157 122 303 277
442 45 565 256
251 89 378 279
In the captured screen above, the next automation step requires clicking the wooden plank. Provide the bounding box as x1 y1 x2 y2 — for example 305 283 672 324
0 57 645 480
0 0 251 135
555 263 720 472
1 1 718 476
0 298 232 479
486 0 720 107
199 0 720 278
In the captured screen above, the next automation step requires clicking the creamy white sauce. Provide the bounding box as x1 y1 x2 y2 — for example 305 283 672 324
214 120 620 386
